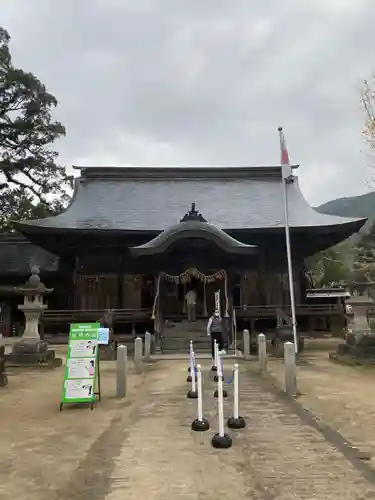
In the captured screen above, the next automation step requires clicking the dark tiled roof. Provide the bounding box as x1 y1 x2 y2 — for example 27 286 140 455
130 221 257 256
16 166 366 232
0 234 59 274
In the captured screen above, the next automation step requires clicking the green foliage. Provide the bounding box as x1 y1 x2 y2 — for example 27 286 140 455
0 26 69 230
307 245 351 287
352 220 375 281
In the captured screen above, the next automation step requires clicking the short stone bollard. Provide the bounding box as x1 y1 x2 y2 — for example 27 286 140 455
284 341 297 396
258 333 267 373
144 331 151 361
0 343 8 387
243 329 250 360
116 345 127 398
134 337 143 374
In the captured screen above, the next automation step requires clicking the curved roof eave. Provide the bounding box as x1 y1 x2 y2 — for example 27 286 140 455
129 221 257 256
14 216 367 234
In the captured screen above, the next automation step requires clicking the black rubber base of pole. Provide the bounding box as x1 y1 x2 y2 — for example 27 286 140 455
187 366 191 372
211 365 217 372
227 416 246 429
214 389 228 398
211 432 232 449
186 375 197 383
187 389 198 399
213 374 223 382
191 418 210 432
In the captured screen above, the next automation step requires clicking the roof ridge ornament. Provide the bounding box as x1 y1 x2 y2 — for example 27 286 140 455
180 202 207 223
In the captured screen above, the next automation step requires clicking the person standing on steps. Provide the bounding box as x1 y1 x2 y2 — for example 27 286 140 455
207 309 226 357
185 287 197 322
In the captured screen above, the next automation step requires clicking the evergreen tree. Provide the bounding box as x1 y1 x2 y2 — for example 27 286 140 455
352 220 375 281
0 26 68 230
308 245 351 287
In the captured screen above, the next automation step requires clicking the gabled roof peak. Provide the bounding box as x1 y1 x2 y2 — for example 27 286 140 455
180 203 207 223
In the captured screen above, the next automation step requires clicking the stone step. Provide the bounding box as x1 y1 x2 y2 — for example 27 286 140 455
161 337 211 353
163 334 209 340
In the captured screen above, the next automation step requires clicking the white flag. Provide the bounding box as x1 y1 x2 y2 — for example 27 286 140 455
214 290 221 316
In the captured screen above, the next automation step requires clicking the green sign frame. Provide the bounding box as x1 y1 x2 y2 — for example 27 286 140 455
60 323 100 409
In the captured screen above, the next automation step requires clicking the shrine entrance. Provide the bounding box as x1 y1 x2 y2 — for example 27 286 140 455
155 268 229 320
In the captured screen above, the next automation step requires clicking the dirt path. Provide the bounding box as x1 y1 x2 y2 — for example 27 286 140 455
3 356 375 499
268 351 375 466
0 355 152 500
103 360 375 500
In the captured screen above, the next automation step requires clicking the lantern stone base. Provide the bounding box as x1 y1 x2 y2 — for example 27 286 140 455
6 340 62 368
330 333 375 366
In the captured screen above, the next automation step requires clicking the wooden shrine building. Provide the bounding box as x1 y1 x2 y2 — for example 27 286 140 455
0 165 367 341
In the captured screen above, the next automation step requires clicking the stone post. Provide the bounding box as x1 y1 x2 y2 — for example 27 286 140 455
144 331 151 361
134 337 143 374
284 341 297 396
0 343 7 387
258 333 267 373
243 329 250 360
116 345 127 398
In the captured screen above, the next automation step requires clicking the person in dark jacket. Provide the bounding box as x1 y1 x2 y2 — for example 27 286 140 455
207 310 226 358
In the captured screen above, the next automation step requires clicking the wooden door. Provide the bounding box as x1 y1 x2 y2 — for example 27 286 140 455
75 275 117 310
241 272 261 306
122 274 142 309
0 302 11 337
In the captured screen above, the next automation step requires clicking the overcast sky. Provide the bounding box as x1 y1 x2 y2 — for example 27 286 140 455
1 0 375 206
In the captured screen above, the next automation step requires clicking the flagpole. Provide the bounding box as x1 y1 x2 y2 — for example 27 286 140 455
278 127 298 354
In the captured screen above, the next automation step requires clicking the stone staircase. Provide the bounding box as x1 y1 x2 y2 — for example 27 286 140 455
161 319 211 353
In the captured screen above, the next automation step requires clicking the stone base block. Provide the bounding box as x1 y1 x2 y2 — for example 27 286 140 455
11 340 48 355
6 343 62 369
329 351 375 366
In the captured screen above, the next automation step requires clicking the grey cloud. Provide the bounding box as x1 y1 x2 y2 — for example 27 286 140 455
1 0 375 205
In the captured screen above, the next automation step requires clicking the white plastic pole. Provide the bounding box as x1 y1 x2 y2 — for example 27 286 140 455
233 308 237 355
216 342 221 376
197 364 203 421
190 348 196 393
217 371 225 437
189 339 194 373
281 172 298 353
214 339 218 369
233 364 239 420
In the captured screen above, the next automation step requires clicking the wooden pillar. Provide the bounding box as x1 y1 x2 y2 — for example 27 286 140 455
226 270 234 344
73 256 80 309
258 252 266 305
117 254 124 309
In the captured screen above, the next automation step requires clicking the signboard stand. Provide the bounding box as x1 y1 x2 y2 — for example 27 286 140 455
94 351 101 403
60 323 100 411
59 324 109 411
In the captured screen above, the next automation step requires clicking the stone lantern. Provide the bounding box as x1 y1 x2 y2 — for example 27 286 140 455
332 293 375 362
345 294 373 338
8 267 59 366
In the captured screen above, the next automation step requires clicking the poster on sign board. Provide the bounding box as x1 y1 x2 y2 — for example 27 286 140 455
61 323 100 405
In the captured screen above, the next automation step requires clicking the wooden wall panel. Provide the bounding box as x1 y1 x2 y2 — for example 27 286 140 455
122 274 142 309
0 302 11 337
241 272 260 305
75 274 117 310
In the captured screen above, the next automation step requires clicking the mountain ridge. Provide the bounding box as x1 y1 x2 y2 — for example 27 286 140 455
316 191 375 220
